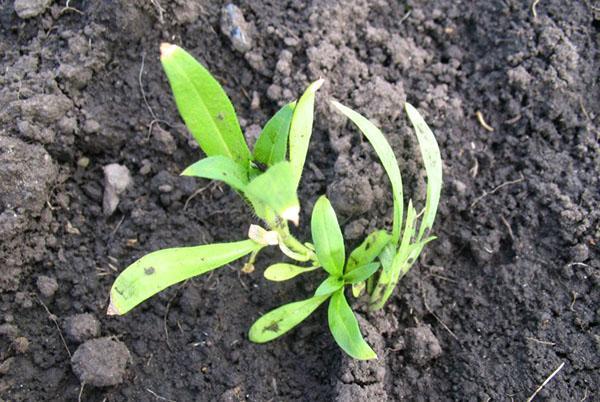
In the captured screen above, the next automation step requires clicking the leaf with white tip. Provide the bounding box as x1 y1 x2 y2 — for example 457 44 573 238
405 103 442 242
160 44 250 167
108 240 262 315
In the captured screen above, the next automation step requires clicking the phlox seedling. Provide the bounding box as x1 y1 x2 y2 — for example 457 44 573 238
108 43 442 361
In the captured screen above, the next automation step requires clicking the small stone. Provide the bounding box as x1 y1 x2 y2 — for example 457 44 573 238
77 157 90 168
250 91 260 110
12 337 29 354
14 0 53 19
64 313 101 343
220 3 253 53
102 164 132 216
405 325 442 366
71 337 130 387
36 275 58 298
139 160 152 175
0 357 14 375
158 184 173 193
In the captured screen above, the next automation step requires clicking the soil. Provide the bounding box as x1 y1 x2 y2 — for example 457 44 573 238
1 1 599 401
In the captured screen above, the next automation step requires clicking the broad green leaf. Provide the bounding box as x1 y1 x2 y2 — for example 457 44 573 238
181 155 249 191
245 161 300 225
311 196 345 276
369 201 417 310
160 43 250 167
249 295 329 343
264 263 319 282
405 103 442 242
289 79 324 189
343 262 380 285
328 289 377 360
314 275 344 296
108 240 262 315
346 230 391 273
253 102 296 167
331 101 403 245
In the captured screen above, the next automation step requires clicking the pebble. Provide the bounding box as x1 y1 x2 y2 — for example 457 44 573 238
71 337 130 387
64 313 101 343
36 275 58 298
220 3 253 53
102 164 132 216
77 156 90 168
14 0 53 19
570 243 589 262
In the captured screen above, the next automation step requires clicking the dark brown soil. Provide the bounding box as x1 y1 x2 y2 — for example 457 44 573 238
1 1 598 401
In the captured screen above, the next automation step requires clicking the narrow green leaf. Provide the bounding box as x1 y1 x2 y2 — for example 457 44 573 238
253 102 296 167
311 195 345 276
331 101 403 245
181 155 249 191
245 161 300 225
369 201 417 310
345 230 391 273
343 262 380 285
108 240 262 315
289 79 324 189
405 103 442 242
264 263 319 282
249 295 329 343
160 43 250 167
328 289 377 360
314 275 344 296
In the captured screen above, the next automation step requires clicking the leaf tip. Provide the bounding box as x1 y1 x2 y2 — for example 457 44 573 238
160 42 177 59
281 205 300 226
311 78 325 93
106 298 121 316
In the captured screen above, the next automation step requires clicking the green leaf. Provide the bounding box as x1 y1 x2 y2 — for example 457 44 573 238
343 262 380 285
253 102 296 167
245 161 300 225
249 295 329 343
347 230 391 297
108 240 262 315
345 230 391 273
405 103 442 242
331 101 403 245
328 289 377 360
289 79 324 189
264 263 319 282
311 195 345 276
369 201 417 310
314 275 344 296
160 43 250 167
181 155 249 191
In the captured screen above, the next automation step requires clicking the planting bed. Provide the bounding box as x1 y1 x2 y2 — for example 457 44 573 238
0 1 598 400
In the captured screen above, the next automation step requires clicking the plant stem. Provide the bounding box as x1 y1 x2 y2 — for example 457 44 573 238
271 222 316 262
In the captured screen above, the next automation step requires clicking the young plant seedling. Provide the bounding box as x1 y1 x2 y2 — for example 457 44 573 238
250 103 442 358
108 44 323 315
107 44 442 361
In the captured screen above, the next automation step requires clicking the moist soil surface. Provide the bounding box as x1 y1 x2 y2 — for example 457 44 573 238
1 1 599 401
